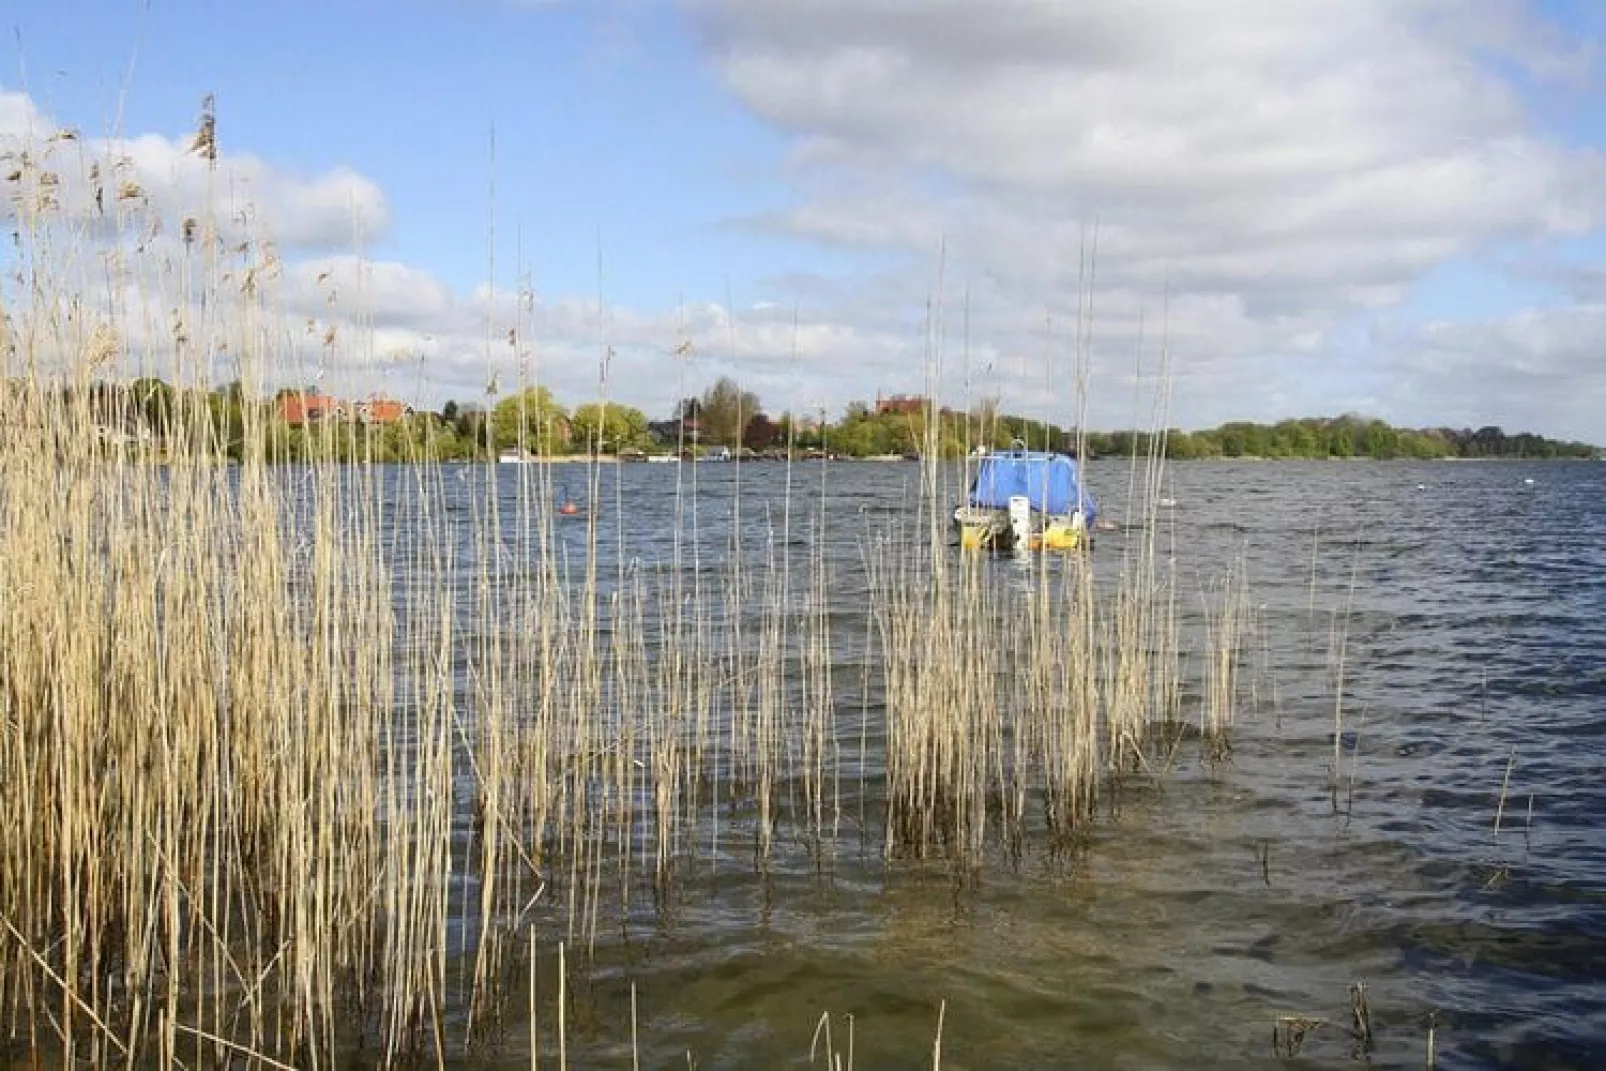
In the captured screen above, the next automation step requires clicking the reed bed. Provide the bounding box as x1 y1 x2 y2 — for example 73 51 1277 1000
0 124 1261 1066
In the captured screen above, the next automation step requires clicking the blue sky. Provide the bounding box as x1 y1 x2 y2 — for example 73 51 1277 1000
4 0 1604 441
14 1 808 300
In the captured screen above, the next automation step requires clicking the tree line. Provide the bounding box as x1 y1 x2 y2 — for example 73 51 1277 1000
15 376 1597 462
757 404 1598 461
1093 416 1598 460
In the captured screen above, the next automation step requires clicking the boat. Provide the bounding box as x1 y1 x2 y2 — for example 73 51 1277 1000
497 449 538 464
953 447 1098 552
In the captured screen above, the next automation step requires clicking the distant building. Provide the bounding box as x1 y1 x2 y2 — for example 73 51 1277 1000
352 395 410 424
276 389 345 426
648 414 701 445
276 389 410 426
876 394 927 417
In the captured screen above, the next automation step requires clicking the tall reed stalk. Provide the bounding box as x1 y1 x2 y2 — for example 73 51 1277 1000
0 114 1261 1066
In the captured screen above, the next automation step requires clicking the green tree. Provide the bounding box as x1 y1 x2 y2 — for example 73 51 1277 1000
1165 431 1202 459
774 412 797 448
1329 424 1355 457
829 419 880 457
208 381 246 460
451 404 490 454
571 402 650 453
1271 419 1316 457
492 387 570 454
699 377 760 446
1361 419 1397 459
130 377 175 436
1240 422 1268 457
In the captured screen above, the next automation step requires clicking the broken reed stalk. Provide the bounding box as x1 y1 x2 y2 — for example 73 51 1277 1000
1329 541 1361 801
1493 748 1516 845
1273 1015 1325 1060
1350 981 1373 1053
1200 546 1251 759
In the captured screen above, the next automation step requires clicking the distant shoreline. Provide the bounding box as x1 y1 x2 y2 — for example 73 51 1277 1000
1112 454 1600 463
234 453 1599 466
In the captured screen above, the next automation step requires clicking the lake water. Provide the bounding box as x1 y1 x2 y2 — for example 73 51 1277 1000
404 458 1605 1069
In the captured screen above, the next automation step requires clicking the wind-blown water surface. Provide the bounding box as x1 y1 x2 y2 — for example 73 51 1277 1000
403 458 1605 1069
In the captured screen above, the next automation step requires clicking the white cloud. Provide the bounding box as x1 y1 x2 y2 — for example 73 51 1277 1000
8 212 919 422
1 87 389 252
1373 303 1606 442
688 0 1606 438
0 88 47 134
8 3 1606 445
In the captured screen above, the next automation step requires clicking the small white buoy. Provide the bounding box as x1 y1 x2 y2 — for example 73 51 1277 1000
1416 483 1426 491
1523 477 1535 486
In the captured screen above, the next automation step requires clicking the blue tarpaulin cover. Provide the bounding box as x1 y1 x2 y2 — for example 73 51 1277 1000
967 451 1097 526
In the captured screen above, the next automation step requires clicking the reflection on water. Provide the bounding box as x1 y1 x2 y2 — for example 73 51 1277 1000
378 458 1603 1069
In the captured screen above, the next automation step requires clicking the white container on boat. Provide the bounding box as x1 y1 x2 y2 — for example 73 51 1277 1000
1008 495 1033 549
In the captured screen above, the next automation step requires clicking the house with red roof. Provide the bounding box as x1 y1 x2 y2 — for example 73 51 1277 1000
275 389 345 426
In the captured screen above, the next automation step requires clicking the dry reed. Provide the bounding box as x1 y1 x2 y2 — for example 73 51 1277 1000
0 111 1264 1066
